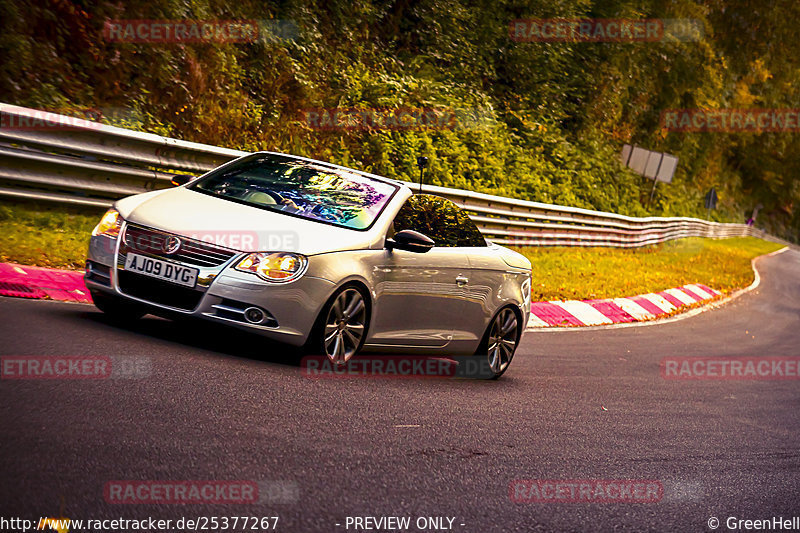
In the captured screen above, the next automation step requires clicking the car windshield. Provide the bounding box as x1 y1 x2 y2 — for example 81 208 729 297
191 154 398 230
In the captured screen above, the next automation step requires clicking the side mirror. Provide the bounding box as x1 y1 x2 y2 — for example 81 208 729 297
170 175 197 187
386 229 434 253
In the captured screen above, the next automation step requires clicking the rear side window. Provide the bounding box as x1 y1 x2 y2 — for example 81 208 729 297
392 195 486 247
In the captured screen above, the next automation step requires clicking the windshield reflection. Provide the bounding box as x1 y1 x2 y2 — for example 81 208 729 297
192 154 398 230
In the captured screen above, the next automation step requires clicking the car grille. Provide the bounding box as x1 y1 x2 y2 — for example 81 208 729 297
117 270 203 311
122 224 238 267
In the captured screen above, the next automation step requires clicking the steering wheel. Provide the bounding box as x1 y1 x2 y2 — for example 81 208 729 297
261 190 287 204
242 189 286 204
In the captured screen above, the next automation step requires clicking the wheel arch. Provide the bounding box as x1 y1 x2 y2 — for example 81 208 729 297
476 302 525 355
304 278 374 353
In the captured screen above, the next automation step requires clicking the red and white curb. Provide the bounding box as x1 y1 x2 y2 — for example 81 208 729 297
526 246 790 330
527 284 722 329
0 248 787 330
0 263 90 303
0 262 724 326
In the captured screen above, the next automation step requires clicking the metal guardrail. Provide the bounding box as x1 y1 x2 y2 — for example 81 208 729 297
0 102 768 247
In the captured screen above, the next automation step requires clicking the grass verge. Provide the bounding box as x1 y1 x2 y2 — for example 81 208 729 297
0 201 105 269
515 237 784 301
0 202 786 298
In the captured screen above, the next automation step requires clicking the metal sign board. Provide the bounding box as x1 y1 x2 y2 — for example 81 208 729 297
621 144 678 184
643 151 663 179
621 144 632 165
628 146 650 175
656 154 678 183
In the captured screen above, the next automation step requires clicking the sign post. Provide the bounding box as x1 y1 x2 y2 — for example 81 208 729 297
704 187 718 220
417 156 428 194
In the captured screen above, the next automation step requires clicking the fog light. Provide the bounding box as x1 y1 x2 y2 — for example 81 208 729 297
244 307 266 324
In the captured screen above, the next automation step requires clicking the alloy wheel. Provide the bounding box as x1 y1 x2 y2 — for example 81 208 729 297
487 308 518 375
323 288 367 365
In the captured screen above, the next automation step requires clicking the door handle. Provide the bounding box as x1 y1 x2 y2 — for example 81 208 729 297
456 276 469 286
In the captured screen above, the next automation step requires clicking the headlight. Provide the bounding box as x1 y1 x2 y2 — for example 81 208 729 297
235 252 308 283
92 208 122 237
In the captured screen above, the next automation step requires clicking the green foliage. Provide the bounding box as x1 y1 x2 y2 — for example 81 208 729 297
0 0 798 240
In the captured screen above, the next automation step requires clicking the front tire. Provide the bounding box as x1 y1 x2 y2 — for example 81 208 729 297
311 285 369 365
90 290 147 321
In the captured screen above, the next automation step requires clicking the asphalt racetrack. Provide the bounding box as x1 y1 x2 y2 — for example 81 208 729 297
1 250 799 532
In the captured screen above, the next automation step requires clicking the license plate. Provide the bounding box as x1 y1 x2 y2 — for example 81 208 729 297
124 253 198 288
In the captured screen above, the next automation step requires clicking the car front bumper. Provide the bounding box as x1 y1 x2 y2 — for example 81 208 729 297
85 226 335 347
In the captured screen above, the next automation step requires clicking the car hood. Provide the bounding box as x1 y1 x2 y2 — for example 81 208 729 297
115 187 382 255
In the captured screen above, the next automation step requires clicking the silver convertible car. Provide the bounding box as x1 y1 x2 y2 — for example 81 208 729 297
85 152 532 378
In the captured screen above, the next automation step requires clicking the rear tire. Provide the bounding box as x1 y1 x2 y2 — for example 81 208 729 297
477 306 521 379
90 290 147 321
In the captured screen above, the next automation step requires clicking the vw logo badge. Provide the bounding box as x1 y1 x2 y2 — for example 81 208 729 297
162 235 181 255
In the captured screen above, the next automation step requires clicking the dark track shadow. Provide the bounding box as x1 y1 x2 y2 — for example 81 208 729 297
43 303 512 381
61 306 307 368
